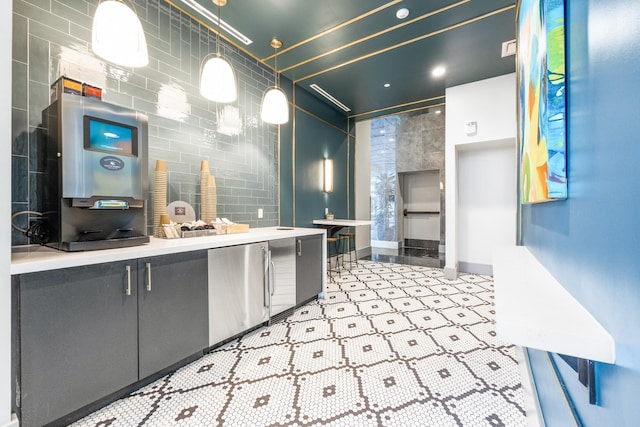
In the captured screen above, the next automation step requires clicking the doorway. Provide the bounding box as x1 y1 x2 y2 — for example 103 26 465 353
399 170 441 257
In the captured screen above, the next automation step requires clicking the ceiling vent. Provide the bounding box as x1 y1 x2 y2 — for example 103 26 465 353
501 39 516 57
179 0 253 45
309 84 351 112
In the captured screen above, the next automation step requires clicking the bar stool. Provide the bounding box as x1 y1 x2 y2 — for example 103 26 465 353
340 230 358 269
326 236 343 281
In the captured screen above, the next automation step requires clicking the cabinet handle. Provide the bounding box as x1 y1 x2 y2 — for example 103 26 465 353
297 239 302 256
125 265 131 296
262 246 268 308
146 262 152 291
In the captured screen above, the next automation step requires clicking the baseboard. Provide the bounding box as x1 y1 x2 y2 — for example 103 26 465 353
371 240 399 249
1 414 19 427
443 265 458 280
356 246 371 259
458 261 493 276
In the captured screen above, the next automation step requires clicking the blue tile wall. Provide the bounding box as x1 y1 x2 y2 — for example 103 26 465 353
11 0 279 246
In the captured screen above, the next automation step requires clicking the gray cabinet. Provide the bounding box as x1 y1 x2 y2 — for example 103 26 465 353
296 234 323 305
138 251 208 379
17 251 209 427
19 261 138 427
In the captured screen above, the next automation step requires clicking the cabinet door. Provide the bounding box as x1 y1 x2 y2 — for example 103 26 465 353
138 251 208 379
296 235 323 305
19 261 138 427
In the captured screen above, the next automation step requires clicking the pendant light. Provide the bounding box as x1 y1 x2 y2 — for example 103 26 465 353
261 38 289 124
199 0 237 103
92 0 149 67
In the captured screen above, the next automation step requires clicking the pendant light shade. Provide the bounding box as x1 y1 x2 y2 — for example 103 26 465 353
261 87 289 124
92 0 148 67
198 0 237 103
200 55 237 103
261 38 289 124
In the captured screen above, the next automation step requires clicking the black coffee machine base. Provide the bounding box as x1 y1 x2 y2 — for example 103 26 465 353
49 235 150 252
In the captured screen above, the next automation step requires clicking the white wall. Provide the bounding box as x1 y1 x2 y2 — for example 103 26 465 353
444 73 517 278
457 141 517 268
1 3 14 426
354 120 371 254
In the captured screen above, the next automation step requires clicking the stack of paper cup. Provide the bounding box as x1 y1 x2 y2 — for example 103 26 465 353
200 160 210 222
153 160 167 238
205 175 217 223
159 213 171 239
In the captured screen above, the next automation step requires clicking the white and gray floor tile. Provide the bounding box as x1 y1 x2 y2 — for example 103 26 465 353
72 260 527 427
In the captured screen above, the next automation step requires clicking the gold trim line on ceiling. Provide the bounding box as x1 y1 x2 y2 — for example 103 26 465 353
353 102 447 122
279 0 471 74
261 0 403 62
349 95 445 119
294 4 516 84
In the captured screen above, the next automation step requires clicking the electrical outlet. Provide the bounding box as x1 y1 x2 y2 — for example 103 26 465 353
258 208 263 219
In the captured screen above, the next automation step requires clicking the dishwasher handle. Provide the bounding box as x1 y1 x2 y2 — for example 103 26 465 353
262 246 269 309
270 258 276 296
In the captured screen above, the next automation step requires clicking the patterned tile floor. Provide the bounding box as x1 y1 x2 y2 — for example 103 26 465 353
72 261 527 427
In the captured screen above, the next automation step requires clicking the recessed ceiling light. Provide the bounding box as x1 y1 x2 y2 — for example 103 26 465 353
432 66 446 77
384 83 391 88
435 110 442 115
396 8 410 19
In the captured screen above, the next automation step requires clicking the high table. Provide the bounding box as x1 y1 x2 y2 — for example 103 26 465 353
312 218 372 236
313 219 372 273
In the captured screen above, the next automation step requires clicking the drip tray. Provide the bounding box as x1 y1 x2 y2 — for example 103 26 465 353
56 236 150 252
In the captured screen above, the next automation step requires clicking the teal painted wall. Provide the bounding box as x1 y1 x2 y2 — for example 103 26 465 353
521 1 640 425
279 84 352 228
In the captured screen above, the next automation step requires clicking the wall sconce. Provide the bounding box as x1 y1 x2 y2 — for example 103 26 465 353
323 158 333 193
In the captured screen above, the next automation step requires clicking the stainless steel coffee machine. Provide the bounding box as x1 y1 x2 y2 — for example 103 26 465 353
42 93 149 251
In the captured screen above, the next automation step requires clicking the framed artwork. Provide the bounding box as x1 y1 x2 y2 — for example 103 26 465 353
517 0 567 203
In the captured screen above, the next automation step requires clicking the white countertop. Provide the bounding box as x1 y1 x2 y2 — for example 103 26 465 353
11 226 326 275
493 245 615 364
312 219 372 226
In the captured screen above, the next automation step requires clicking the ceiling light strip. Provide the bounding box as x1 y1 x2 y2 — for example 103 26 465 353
294 4 516 84
352 102 446 122
309 84 351 112
349 96 445 119
176 0 252 45
166 0 264 65
262 0 403 61
280 0 471 73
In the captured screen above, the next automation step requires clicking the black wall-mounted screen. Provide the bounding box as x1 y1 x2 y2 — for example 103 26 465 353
83 115 138 157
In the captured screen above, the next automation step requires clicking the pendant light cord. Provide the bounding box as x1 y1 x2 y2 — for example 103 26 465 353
216 2 221 57
274 45 279 88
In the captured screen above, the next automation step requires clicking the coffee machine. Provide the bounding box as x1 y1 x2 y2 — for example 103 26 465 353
42 93 149 251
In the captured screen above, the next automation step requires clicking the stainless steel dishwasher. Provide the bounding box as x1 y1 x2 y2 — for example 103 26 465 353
208 242 269 346
268 238 296 318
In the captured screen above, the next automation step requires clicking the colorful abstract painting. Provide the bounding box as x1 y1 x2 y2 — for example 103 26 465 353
517 0 567 203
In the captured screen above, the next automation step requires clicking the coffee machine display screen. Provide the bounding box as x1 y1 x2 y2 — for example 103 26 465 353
83 115 138 157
